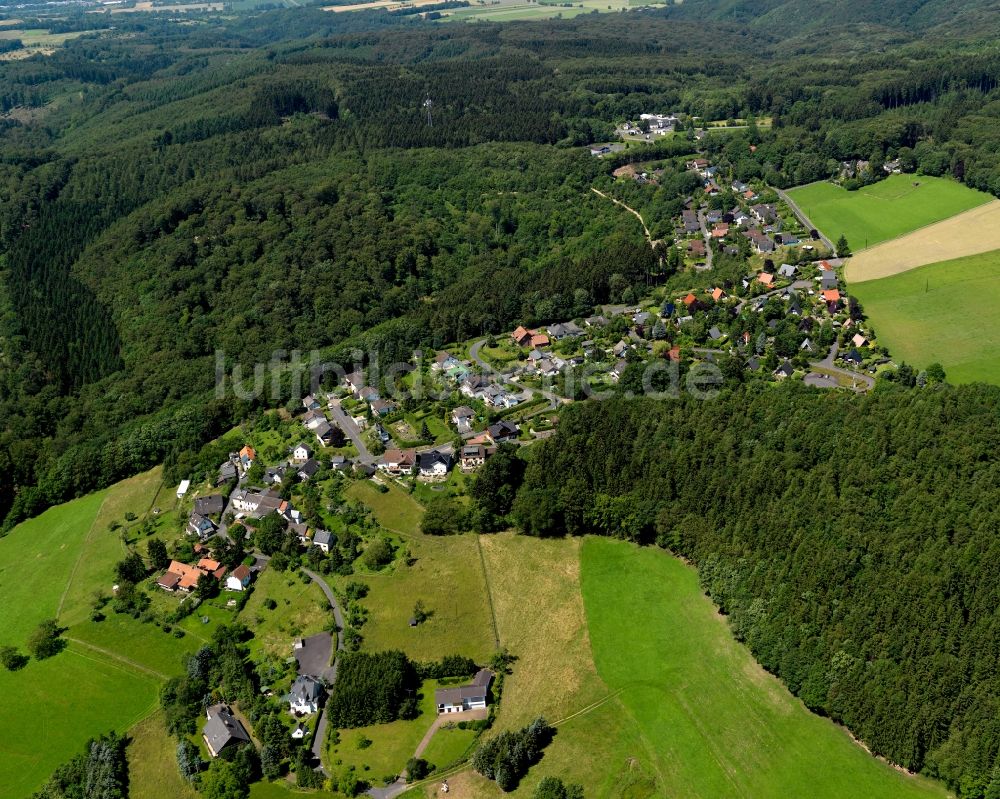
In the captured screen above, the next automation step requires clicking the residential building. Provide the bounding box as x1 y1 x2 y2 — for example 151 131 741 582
203 705 250 758
418 449 453 478
435 669 494 714
194 494 225 517
289 675 325 715
487 421 520 444
225 564 253 592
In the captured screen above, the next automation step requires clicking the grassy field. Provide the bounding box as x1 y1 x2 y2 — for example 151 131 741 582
328 678 441 780
127 711 199 799
346 479 424 536
0 643 161 797
851 249 1000 384
788 175 991 251
579 538 950 799
240 567 333 659
411 535 951 799
845 200 1000 283
0 468 189 797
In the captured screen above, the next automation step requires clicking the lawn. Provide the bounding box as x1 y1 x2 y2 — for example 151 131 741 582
578 537 950 799
328 679 441 781
239 567 333 659
346 479 425 536
419 722 478 771
330 531 495 663
851 249 1000 384
127 711 199 799
249 781 338 799
787 174 991 251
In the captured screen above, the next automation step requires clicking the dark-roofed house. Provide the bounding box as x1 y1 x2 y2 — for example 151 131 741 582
297 458 322 481
194 494 225 518
418 449 453 478
313 530 334 553
774 360 795 379
217 461 238 486
203 704 250 758
289 675 325 715
314 421 337 447
487 421 520 444
436 668 494 714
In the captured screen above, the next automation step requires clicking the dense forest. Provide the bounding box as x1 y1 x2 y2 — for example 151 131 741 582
505 383 1000 797
6 5 1000 529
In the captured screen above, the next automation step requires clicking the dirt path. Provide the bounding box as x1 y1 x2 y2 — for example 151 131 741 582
590 187 659 248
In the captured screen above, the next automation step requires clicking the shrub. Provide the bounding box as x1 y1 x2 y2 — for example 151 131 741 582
0 645 28 671
27 619 64 660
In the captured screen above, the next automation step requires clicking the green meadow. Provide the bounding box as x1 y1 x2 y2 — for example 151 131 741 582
579 537 949 799
788 174 990 251
0 468 191 797
851 249 1000 384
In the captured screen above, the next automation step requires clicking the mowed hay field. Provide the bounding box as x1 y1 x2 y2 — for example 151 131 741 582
423 535 951 799
788 175 991 251
845 200 1000 283
0 469 170 797
852 250 1000 384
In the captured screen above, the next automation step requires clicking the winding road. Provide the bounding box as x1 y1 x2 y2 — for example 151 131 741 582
301 567 346 770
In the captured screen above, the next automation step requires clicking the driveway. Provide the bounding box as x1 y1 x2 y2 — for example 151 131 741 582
366 708 487 799
301 568 346 771
777 188 836 253
809 341 875 391
329 399 374 464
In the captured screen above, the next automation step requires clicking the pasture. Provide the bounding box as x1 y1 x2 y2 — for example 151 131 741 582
579 537 950 799
788 175 991 251
845 200 1000 283
414 535 952 798
0 468 183 797
851 249 1000 385
127 711 199 799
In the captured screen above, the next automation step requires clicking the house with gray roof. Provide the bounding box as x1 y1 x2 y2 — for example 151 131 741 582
203 704 250 758
289 675 325 715
436 668 494 714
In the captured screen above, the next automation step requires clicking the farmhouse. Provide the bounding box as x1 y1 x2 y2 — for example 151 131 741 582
203 704 250 758
231 488 287 518
157 558 226 592
435 668 494 714
289 675 325 715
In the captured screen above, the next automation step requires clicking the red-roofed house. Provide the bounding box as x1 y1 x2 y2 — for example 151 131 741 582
758 272 775 287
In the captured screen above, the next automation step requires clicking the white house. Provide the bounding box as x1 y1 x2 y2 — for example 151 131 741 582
293 443 314 463
177 480 191 499
418 449 452 478
289 675 324 715
435 669 493 714
225 564 252 592
312 530 333 553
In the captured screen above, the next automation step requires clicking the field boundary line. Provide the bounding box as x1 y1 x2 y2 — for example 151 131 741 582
551 688 625 726
475 535 501 650
65 636 170 680
55 492 111 620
